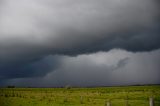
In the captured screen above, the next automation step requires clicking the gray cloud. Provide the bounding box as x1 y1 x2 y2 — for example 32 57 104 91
0 0 160 86
2 49 160 87
0 0 159 56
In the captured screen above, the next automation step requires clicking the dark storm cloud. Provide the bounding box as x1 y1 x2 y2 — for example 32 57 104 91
0 55 61 79
93 25 160 52
0 0 160 83
0 0 159 55
2 49 160 87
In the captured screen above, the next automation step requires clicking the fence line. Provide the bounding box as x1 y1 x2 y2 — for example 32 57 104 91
104 97 154 106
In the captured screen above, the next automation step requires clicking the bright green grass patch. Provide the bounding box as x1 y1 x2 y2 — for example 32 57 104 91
0 85 160 106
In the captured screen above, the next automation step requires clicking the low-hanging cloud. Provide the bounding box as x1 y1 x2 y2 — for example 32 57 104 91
2 49 160 87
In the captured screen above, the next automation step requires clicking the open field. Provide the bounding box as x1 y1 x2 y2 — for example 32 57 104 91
0 85 160 106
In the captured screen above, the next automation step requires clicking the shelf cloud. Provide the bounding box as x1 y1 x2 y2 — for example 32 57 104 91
2 49 160 87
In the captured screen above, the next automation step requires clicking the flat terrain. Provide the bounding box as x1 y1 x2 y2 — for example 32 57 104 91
0 85 160 106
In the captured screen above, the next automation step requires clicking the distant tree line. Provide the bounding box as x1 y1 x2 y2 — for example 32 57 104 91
7 85 15 88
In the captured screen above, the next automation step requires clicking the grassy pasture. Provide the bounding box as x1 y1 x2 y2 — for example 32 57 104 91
0 85 160 106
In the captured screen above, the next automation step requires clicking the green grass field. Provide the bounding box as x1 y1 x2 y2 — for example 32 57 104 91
0 85 160 106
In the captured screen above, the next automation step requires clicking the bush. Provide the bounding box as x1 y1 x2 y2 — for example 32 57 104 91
7 86 15 88
65 85 72 89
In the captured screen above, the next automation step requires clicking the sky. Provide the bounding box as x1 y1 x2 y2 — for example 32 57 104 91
0 0 160 87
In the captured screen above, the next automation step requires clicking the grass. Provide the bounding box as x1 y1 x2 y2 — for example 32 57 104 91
0 85 160 106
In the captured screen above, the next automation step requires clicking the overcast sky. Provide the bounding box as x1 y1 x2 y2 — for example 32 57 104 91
0 0 160 87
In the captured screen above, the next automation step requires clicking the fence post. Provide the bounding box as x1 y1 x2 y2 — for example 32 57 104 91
105 100 111 106
125 99 129 106
107 101 111 106
149 97 154 106
80 96 83 104
125 95 129 106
